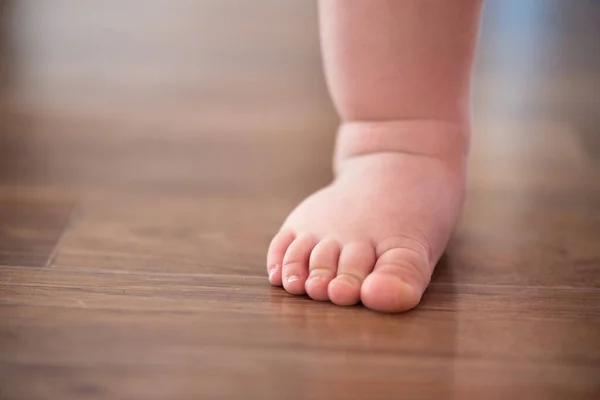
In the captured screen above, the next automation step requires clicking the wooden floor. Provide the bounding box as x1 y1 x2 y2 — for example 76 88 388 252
1 1 599 399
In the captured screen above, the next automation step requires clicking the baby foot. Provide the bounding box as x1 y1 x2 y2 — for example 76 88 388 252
267 120 468 312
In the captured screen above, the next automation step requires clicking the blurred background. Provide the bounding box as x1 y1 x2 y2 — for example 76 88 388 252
1 0 598 196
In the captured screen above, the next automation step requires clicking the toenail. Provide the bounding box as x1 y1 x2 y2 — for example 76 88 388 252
287 275 301 283
309 267 333 278
338 273 362 286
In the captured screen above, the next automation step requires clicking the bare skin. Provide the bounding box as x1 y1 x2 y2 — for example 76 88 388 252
267 0 482 312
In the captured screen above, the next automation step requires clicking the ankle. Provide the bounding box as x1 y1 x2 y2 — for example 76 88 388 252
333 119 470 167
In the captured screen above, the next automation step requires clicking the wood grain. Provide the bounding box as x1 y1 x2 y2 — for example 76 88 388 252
0 0 599 399
0 197 73 267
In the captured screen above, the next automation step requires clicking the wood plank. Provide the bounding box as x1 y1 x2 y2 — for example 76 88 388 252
51 194 288 275
0 197 73 267
50 189 600 289
1 267 598 399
